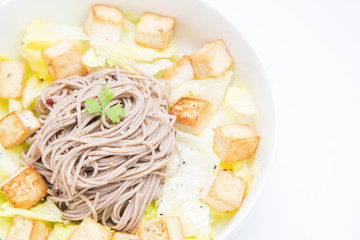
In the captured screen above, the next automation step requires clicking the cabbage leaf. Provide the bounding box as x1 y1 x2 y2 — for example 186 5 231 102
0 144 25 182
171 71 233 113
225 86 256 115
0 199 63 223
48 223 78 240
157 131 220 238
22 74 52 109
141 201 158 224
0 217 11 240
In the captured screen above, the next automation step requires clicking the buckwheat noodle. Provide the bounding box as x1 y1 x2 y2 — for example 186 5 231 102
23 66 176 233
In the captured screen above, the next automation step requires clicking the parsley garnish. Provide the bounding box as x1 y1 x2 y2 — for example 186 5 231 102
85 87 125 125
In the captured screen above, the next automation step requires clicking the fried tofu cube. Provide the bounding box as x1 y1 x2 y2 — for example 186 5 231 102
169 97 212 135
5 215 50 240
200 169 247 212
137 216 183 240
190 39 233 79
0 166 48 209
67 217 112 240
0 110 40 149
0 61 25 98
113 232 138 240
213 124 259 164
135 12 175 50
42 39 88 80
163 55 195 88
84 5 125 41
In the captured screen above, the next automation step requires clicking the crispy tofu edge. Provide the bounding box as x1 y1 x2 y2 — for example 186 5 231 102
0 166 48 209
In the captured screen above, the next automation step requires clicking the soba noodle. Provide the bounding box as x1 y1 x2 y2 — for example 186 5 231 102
23 66 176 233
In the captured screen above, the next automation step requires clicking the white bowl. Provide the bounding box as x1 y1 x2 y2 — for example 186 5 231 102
0 0 277 239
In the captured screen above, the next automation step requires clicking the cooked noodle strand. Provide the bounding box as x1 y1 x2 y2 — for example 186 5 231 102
23 67 176 233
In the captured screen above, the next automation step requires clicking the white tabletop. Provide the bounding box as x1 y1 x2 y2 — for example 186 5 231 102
206 0 360 239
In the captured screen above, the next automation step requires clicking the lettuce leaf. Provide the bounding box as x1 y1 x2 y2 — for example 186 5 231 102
157 131 220 238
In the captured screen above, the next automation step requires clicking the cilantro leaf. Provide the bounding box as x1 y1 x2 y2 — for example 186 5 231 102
85 99 101 113
98 87 114 109
104 104 125 123
85 87 125 125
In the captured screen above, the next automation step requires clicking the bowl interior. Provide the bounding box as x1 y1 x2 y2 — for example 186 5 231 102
0 0 277 239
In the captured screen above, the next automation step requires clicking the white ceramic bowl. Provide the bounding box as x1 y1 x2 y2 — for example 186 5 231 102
0 0 277 239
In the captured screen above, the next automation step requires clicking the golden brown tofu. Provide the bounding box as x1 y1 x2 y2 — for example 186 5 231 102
169 97 212 135
113 232 138 240
84 5 125 41
190 39 233 79
135 12 175 50
213 123 259 164
0 110 40 149
67 217 112 240
0 61 25 98
42 39 88 80
137 216 183 240
6 215 50 240
200 169 247 212
0 166 48 209
163 55 195 88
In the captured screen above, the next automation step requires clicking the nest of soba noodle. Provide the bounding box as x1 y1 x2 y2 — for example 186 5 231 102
23 66 176 232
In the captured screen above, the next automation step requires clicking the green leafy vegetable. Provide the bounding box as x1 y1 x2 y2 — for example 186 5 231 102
84 99 101 113
98 87 114 109
104 105 125 123
141 201 158 224
48 223 78 240
85 87 125 125
0 197 63 222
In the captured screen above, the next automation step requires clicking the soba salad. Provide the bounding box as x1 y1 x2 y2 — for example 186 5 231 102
0 4 259 240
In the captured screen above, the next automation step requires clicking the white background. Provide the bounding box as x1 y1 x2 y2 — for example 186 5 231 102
205 0 360 239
